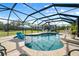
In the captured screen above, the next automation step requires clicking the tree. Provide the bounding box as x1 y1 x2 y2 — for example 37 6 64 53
0 21 3 30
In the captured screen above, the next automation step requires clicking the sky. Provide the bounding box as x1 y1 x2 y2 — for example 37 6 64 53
0 3 79 25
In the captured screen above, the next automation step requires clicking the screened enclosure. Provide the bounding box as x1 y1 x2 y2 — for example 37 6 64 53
0 3 79 37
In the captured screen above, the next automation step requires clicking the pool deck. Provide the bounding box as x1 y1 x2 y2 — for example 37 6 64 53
0 33 79 56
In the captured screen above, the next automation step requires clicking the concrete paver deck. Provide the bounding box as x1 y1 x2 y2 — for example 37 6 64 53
0 33 79 56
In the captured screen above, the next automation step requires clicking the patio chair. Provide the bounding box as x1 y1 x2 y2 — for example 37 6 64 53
0 43 7 56
68 49 79 56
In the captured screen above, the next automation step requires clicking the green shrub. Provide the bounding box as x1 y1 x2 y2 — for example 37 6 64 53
71 23 77 35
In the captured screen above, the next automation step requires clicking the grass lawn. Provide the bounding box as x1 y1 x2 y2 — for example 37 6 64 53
0 30 42 37
0 29 64 37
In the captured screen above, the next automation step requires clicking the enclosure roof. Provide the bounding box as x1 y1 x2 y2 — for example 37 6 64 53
0 3 79 26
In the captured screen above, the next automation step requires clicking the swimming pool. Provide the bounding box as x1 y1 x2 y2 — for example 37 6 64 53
25 32 64 51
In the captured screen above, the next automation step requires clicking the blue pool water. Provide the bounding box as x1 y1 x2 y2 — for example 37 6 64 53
25 32 64 51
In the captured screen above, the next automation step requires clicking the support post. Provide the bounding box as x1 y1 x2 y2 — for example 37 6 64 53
77 17 79 37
